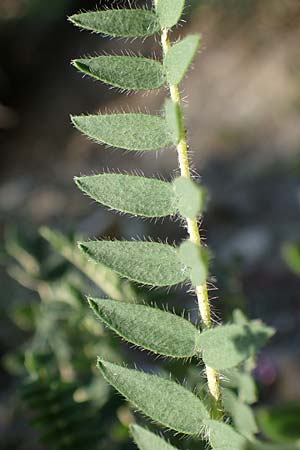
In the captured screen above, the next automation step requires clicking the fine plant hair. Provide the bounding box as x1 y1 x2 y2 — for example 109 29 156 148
69 2 279 449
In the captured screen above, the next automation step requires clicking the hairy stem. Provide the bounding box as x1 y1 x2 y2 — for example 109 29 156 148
160 28 222 415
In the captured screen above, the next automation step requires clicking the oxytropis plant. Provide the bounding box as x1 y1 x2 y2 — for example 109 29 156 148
69 2 276 449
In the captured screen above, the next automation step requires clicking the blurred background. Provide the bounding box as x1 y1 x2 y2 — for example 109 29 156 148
1 0 300 449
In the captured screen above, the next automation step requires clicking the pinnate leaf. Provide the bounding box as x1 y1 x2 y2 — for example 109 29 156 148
69 9 159 37
204 419 247 450
89 298 199 358
197 323 273 370
71 114 173 151
155 0 185 28
79 241 189 287
97 359 209 435
131 424 179 450
75 174 176 218
73 56 165 91
164 35 201 85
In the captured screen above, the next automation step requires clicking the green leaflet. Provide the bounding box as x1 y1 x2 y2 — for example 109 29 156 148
222 369 257 405
237 372 257 404
69 9 159 38
39 227 137 302
71 114 173 151
165 99 181 144
232 309 275 367
223 389 258 439
155 0 185 28
204 419 247 450
179 241 208 286
97 359 209 435
233 309 249 326
89 298 199 358
131 424 179 450
247 320 275 354
73 56 165 91
79 241 189 287
164 35 201 85
197 324 271 370
75 173 205 219
75 174 176 218
173 177 205 219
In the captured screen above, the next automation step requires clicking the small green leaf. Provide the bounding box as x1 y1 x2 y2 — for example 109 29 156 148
165 99 181 144
197 324 269 370
131 424 179 450
75 174 207 220
155 0 185 28
233 309 248 326
69 9 159 37
39 227 137 302
79 241 189 287
237 372 257 405
164 35 201 85
97 359 209 435
223 389 258 439
173 177 205 219
71 114 173 151
89 298 199 358
231 310 275 363
179 241 208 286
73 56 165 91
246 320 275 353
204 419 247 450
75 174 176 218
222 369 257 405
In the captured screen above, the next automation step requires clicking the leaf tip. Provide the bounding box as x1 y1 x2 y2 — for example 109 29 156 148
70 114 78 127
68 14 81 27
96 357 104 370
74 175 84 190
71 115 86 132
78 241 89 253
72 58 89 74
87 296 98 311
96 357 111 375
71 59 79 68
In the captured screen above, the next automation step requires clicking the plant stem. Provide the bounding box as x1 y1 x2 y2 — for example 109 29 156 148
160 28 222 415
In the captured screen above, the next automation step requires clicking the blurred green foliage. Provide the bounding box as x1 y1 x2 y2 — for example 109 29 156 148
257 403 300 443
281 242 300 276
2 227 133 449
